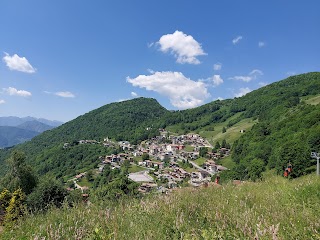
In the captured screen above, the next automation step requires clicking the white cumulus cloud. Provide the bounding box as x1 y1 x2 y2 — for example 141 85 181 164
55 91 75 98
232 36 243 45
0 100 5 104
3 53 36 73
213 63 222 71
229 69 263 82
3 87 32 97
131 92 138 97
211 75 224 86
127 71 210 109
157 31 207 64
234 87 251 98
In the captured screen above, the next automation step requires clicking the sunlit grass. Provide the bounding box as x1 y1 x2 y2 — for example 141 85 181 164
2 174 320 239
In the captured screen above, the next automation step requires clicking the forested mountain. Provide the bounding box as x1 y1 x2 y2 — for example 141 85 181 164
0 98 169 177
0 72 319 180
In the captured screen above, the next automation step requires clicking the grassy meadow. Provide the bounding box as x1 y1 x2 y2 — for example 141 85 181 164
1 174 320 239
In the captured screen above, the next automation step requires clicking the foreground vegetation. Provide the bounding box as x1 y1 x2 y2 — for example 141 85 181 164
1 174 320 239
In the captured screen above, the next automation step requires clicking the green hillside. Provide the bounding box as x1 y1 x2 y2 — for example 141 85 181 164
0 72 319 181
1 174 319 239
0 98 168 177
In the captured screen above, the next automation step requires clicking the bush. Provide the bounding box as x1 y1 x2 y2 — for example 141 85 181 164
27 177 67 212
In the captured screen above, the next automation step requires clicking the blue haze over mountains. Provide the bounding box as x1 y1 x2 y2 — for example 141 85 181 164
0 117 63 148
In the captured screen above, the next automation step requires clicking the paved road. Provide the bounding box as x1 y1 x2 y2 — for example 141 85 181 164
189 161 214 176
177 156 214 176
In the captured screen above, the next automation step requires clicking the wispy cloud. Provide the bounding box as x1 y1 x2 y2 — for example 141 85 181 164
234 87 251 98
0 100 5 104
55 91 75 98
213 63 222 71
117 98 130 102
3 87 32 97
127 71 210 109
258 82 267 87
3 53 36 73
232 36 243 45
258 41 265 48
131 92 138 97
157 30 207 64
229 69 263 82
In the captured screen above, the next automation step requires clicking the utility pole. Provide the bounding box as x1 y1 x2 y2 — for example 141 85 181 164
311 152 320 176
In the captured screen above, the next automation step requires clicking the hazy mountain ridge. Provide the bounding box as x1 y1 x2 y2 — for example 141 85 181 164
17 120 54 133
0 126 39 148
0 117 62 148
0 116 63 127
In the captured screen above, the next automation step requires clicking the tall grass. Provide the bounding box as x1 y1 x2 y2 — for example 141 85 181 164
1 174 320 239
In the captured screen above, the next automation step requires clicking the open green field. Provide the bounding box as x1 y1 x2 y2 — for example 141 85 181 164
2 174 320 239
184 145 194 152
128 164 145 173
77 177 93 188
304 94 320 105
193 157 207 166
199 116 257 145
216 155 236 169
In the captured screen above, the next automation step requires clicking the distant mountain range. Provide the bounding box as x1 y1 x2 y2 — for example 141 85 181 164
0 117 63 148
0 116 63 127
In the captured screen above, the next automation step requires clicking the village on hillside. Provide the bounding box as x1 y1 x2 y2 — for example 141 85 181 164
66 129 230 194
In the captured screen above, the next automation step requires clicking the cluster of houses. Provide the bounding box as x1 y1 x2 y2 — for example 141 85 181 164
67 130 231 194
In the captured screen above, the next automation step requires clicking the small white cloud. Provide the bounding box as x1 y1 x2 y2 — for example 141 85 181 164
147 69 155 74
3 53 36 73
286 71 296 76
55 91 75 98
213 63 222 71
131 92 138 97
3 87 32 97
127 71 210 109
234 87 251 98
258 82 267 87
0 100 5 104
232 36 243 45
229 69 263 82
157 30 207 64
211 75 224 86
117 98 130 102
258 41 265 48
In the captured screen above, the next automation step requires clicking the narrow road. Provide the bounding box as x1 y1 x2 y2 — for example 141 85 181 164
189 161 214 176
177 156 214 176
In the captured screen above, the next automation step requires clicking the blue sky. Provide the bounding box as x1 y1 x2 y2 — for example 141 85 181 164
0 0 319 122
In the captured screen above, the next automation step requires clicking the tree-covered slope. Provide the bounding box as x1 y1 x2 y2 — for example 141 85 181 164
225 72 320 180
0 98 169 177
0 73 319 180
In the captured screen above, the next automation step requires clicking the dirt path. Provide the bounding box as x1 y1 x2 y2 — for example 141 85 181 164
0 226 3 234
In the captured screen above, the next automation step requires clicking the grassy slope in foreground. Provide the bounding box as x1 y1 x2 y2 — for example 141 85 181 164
2 174 320 239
